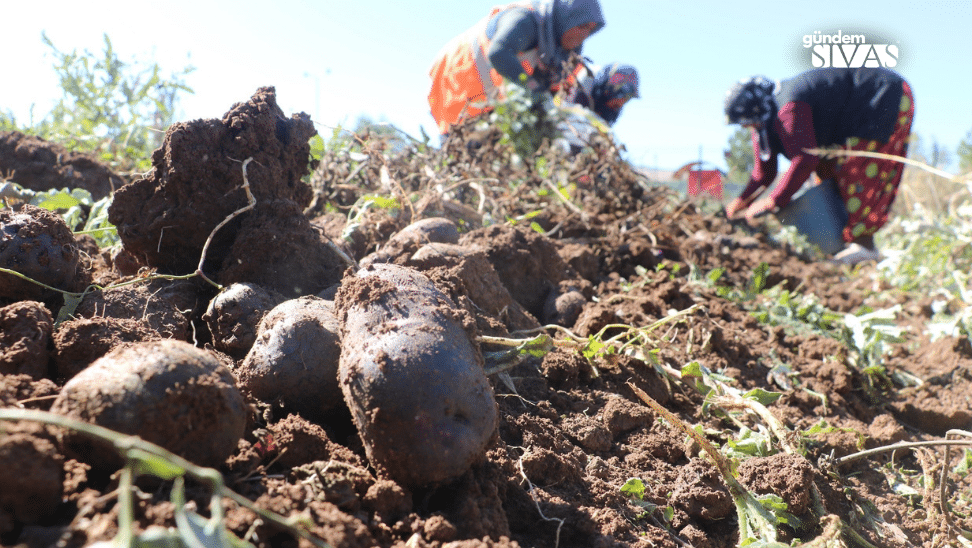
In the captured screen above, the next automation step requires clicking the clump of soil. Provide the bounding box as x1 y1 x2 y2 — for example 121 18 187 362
0 301 53 379
107 87 346 297
72 277 206 341
0 421 64 537
460 224 590 325
215 198 348 297
0 131 125 200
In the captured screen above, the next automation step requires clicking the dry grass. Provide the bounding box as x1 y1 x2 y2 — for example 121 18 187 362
894 164 971 216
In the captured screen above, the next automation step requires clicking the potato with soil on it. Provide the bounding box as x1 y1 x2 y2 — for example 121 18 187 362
203 282 287 360
50 339 248 471
359 216 461 268
0 204 91 306
236 296 343 422
336 263 498 488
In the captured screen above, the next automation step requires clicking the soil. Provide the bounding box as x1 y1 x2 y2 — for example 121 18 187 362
0 132 126 201
1 88 971 548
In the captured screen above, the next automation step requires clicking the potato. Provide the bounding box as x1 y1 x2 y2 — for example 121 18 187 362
50 340 248 470
203 282 286 360
359 217 460 268
236 296 343 422
395 217 461 245
336 263 497 488
0 204 90 304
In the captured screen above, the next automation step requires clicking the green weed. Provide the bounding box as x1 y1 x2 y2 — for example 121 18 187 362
1 33 193 174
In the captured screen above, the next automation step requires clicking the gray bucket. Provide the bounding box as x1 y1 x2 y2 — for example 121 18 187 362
776 179 849 255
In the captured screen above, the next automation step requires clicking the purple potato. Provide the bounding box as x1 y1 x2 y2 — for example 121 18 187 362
203 282 286 360
336 263 497 488
236 296 343 421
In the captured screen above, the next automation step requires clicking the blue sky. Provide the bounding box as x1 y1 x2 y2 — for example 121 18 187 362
2 1 970 172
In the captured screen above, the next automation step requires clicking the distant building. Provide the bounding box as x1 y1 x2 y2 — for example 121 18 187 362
673 161 725 200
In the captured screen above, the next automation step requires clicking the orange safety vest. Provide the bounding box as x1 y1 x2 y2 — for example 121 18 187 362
428 2 541 134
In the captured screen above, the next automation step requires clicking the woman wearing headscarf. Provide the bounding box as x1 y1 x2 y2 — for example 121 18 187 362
555 62 639 152
723 67 914 264
569 63 640 125
428 0 605 135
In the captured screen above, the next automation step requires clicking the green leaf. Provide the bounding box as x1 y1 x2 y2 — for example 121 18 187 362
31 188 85 211
647 347 661 365
128 448 186 480
515 334 553 358
680 361 704 379
369 195 400 209
750 262 769 294
680 360 713 395
82 195 119 247
742 388 782 406
176 509 254 548
308 134 325 161
132 526 189 547
620 478 646 500
662 505 674 522
889 478 920 498
953 448 972 476
581 336 605 360
55 292 85 326
725 427 771 457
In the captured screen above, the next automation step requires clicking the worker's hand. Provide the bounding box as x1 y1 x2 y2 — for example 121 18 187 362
724 197 747 219
744 196 776 226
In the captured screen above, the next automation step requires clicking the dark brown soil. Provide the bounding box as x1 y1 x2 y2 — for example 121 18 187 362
1 88 970 548
0 131 126 200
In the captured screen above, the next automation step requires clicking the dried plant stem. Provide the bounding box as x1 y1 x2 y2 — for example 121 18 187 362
836 438 972 467
805 147 962 182
542 178 585 219
627 381 783 543
628 382 736 484
517 455 565 548
627 382 871 547
940 429 972 532
195 157 258 288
